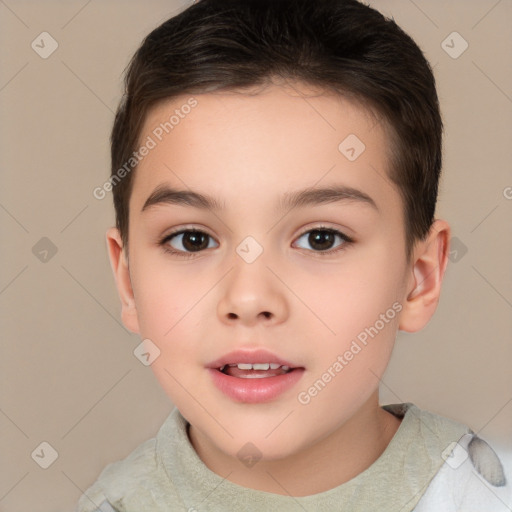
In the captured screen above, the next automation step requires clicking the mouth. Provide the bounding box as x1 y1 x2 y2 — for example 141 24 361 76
206 349 305 403
218 362 294 379
206 348 302 378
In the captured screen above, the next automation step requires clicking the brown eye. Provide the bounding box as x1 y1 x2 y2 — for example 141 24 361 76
162 229 218 254
307 230 336 251
294 227 352 254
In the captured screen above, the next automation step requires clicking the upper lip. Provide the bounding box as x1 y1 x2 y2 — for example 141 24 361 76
206 349 300 369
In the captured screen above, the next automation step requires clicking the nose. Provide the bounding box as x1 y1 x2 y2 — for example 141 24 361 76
217 257 289 327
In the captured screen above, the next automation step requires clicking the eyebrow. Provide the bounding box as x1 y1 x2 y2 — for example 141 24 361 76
141 183 378 214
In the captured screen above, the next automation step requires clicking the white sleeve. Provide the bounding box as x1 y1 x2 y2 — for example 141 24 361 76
414 433 512 511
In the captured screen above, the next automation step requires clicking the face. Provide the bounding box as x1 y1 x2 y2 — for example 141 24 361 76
113 83 416 462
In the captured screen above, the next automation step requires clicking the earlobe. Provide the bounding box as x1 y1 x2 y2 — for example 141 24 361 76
105 227 140 334
398 220 450 333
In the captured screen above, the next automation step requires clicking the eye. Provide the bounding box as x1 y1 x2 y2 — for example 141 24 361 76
159 225 353 259
293 226 352 255
160 229 218 257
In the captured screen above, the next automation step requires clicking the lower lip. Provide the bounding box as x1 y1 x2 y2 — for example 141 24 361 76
208 368 305 403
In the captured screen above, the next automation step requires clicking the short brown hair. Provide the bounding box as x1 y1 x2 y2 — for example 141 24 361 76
110 0 443 262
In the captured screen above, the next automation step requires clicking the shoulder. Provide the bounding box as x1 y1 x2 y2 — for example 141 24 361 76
384 404 512 510
385 402 472 440
75 408 186 512
415 429 512 511
74 437 159 512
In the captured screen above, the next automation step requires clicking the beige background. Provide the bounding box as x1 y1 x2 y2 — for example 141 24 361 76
1 0 511 510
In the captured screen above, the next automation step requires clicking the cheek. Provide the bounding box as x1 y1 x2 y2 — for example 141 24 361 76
130 253 203 337
295 252 404 392
129 258 217 373
132 267 203 402
302 253 403 336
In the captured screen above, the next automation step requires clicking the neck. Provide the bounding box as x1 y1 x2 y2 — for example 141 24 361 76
188 392 402 496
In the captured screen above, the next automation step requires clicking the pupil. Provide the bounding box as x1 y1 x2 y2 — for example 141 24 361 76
310 230 334 250
183 231 208 252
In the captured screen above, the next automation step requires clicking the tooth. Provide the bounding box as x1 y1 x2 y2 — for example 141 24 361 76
269 363 281 370
237 363 253 370
219 365 225 372
253 363 270 370
238 373 269 379
281 365 290 371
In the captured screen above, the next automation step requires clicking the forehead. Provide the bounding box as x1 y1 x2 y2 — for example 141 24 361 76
130 82 397 216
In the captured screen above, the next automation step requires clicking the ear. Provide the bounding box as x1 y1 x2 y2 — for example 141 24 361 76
398 219 451 333
106 227 140 334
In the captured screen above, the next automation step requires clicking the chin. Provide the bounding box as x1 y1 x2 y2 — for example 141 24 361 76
224 417 314 461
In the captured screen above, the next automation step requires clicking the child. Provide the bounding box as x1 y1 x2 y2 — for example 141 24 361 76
78 0 511 510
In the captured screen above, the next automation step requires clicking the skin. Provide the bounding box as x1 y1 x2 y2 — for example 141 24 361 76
106 81 450 496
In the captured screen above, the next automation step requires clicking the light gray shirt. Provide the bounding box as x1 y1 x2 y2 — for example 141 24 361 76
75 403 511 511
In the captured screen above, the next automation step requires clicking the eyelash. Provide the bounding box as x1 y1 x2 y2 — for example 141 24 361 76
158 225 354 259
